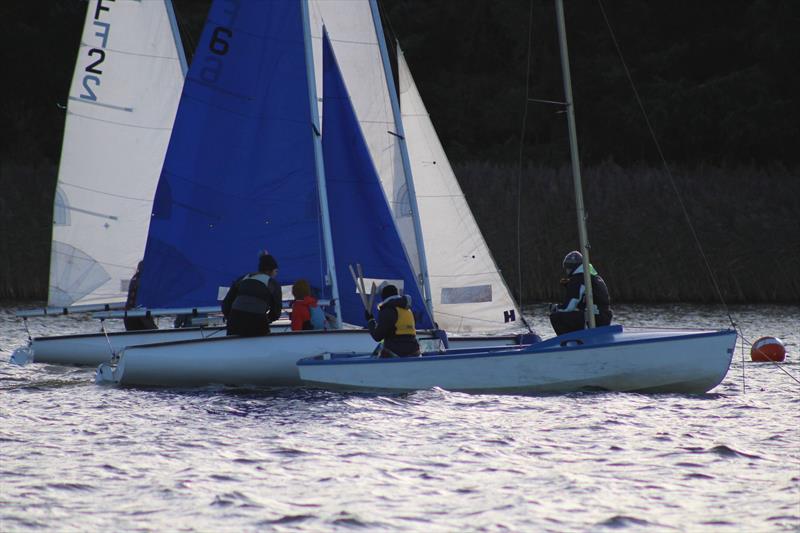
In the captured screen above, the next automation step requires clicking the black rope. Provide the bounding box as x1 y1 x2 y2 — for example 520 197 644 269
516 0 535 311
514 0 536 333
596 0 736 330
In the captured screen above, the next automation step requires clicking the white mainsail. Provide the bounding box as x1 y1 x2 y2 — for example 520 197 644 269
307 0 424 283
398 48 522 333
48 0 185 308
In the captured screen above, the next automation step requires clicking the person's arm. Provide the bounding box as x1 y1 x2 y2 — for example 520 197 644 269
221 277 241 319
556 277 583 312
267 280 283 323
367 306 396 342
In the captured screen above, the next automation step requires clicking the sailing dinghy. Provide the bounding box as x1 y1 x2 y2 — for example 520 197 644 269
8 0 219 366
294 0 737 395
16 0 532 369
298 326 736 394
94 1 523 388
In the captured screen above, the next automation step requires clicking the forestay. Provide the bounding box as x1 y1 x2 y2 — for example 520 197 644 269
48 0 185 308
398 49 522 333
321 32 434 330
138 0 329 309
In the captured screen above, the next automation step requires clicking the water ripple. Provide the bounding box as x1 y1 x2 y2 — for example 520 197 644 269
1 304 798 531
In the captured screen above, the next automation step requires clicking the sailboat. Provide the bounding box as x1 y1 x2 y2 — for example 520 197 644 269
16 0 533 369
296 0 737 394
97 0 532 388
8 0 235 367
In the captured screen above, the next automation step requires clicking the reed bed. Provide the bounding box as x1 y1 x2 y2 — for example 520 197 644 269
456 161 800 304
1 161 797 304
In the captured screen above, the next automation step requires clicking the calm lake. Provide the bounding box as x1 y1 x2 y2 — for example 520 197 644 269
1 303 798 532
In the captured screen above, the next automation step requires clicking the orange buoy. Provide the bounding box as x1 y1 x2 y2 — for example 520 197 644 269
750 337 786 362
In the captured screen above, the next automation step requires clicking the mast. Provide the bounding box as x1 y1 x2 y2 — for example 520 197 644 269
555 0 596 328
163 0 188 76
301 0 342 328
368 0 435 324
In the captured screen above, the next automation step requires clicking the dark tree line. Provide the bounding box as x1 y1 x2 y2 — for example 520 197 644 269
1 1 798 302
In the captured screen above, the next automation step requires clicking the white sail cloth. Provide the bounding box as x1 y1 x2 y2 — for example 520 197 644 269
48 0 185 307
398 49 522 333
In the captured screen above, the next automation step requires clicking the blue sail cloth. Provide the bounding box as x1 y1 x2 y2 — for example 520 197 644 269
321 32 433 329
138 0 327 308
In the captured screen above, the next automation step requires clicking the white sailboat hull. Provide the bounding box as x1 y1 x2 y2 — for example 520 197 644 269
93 330 532 388
11 328 227 367
298 326 737 394
14 326 529 368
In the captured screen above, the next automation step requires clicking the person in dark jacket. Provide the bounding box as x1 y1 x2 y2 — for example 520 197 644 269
222 253 282 336
365 284 421 357
124 261 158 331
549 250 613 335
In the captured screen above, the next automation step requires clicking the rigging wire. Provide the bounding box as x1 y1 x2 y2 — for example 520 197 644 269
595 0 735 329
516 0 535 316
596 0 798 390
172 1 197 65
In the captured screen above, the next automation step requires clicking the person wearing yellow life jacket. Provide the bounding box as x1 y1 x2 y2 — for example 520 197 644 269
222 253 282 337
365 284 421 357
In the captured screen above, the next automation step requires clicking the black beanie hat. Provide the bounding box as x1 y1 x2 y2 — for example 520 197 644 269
380 284 398 299
258 253 278 272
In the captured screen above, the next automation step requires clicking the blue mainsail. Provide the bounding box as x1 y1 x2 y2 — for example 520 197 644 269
321 31 433 329
138 0 327 308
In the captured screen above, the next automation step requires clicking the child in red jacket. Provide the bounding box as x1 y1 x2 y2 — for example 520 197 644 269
290 279 324 331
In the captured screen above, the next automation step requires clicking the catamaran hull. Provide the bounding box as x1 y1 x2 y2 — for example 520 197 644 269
14 326 529 368
12 328 228 367
94 330 533 388
298 327 737 394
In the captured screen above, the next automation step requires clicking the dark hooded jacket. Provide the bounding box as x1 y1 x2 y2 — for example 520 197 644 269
367 295 420 357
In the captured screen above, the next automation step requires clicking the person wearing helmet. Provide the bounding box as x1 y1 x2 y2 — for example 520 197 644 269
222 252 283 336
549 250 613 335
365 284 421 357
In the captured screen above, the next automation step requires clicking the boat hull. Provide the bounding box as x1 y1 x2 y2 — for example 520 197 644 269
16 327 228 366
297 326 737 394
16 325 531 368
94 330 532 388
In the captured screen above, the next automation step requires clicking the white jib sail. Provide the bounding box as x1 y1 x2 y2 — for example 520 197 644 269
308 0 424 280
48 0 185 308
398 48 523 334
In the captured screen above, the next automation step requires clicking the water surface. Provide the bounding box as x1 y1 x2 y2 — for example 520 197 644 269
1 304 798 531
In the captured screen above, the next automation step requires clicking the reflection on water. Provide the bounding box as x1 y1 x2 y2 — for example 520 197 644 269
1 303 798 531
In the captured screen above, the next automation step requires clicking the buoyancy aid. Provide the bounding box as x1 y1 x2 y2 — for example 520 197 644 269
232 273 272 315
378 295 416 336
393 306 416 336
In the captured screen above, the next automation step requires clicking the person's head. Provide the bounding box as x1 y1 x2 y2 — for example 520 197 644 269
136 260 144 273
258 253 279 276
380 284 398 301
292 279 310 299
562 250 582 275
